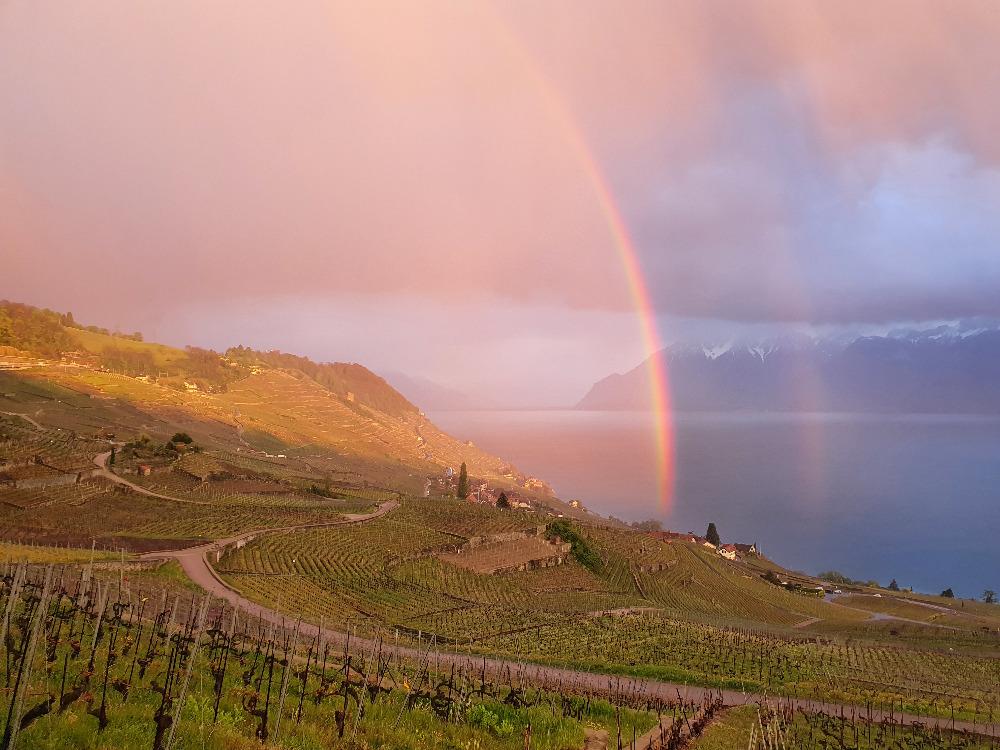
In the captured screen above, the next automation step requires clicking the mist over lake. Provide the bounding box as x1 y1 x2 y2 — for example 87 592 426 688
431 410 1000 599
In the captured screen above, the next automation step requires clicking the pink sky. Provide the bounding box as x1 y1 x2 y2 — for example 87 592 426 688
3 1 1000 405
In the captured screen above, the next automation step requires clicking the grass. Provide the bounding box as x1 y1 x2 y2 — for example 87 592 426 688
0 541 120 564
2 571 658 750
68 327 189 370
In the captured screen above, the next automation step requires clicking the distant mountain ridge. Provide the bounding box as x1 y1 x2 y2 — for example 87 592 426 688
382 371 493 411
578 326 1000 413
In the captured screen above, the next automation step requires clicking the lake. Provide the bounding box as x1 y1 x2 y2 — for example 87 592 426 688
430 410 1000 599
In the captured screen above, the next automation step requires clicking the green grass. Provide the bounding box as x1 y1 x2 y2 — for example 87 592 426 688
68 327 188 369
2 575 657 750
0 541 120 565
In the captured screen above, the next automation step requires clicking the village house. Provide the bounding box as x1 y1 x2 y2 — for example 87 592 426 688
735 543 758 555
718 544 739 561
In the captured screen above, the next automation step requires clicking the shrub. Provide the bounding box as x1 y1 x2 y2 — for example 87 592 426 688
467 704 515 737
546 519 601 573
818 571 854 585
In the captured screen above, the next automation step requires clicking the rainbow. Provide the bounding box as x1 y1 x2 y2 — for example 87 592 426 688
482 14 676 513
564 138 675 514
326 5 677 513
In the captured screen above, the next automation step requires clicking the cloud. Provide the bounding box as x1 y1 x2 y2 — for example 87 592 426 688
2 0 1000 332
145 295 647 407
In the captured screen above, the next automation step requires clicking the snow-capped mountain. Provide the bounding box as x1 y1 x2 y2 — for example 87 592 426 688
576 325 1000 413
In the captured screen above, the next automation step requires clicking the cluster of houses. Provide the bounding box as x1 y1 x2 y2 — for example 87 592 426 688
650 530 758 561
429 467 536 510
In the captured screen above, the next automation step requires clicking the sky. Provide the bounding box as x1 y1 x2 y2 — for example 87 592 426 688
3 1 1000 406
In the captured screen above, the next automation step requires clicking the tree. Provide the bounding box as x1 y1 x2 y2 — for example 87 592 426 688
818 571 853 585
109 446 116 466
705 522 720 547
457 462 469 500
941 588 955 598
984 590 997 604
496 492 510 509
888 579 899 591
171 432 193 445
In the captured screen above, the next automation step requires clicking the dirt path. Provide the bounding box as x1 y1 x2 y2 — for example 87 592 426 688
824 593 962 630
583 727 609 750
140 513 999 739
101 455 995 741
92 450 212 505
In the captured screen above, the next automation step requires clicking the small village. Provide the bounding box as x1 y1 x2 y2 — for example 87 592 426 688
427 464 545 511
650 530 759 562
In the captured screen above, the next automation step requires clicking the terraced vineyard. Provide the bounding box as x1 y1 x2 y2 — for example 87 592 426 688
212 498 1000 726
3 319 1000 742
391 497 544 537
0 477 111 510
0 414 104 472
0 475 364 548
486 612 999 710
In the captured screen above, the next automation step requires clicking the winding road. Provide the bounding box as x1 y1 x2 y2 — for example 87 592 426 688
71 447 995 740
92 450 212 505
131 497 998 739
145 534 1000 738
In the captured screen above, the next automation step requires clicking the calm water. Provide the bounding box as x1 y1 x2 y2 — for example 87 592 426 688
431 410 1000 599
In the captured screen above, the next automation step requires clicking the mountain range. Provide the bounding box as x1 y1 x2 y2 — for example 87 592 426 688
577 325 1000 413
381 372 492 412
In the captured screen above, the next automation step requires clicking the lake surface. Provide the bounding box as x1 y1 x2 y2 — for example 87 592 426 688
430 410 1000 599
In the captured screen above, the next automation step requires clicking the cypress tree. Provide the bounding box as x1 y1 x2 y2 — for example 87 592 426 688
457 462 469 500
705 522 720 547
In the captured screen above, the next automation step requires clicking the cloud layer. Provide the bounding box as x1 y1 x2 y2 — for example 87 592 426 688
3 0 1000 401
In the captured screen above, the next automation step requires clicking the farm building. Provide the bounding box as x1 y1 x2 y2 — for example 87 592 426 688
735 542 758 555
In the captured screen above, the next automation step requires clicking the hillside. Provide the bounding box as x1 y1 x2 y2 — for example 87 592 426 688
0 300 549 499
578 328 1000 413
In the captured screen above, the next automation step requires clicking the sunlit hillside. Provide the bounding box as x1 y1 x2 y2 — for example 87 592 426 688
0 301 548 500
